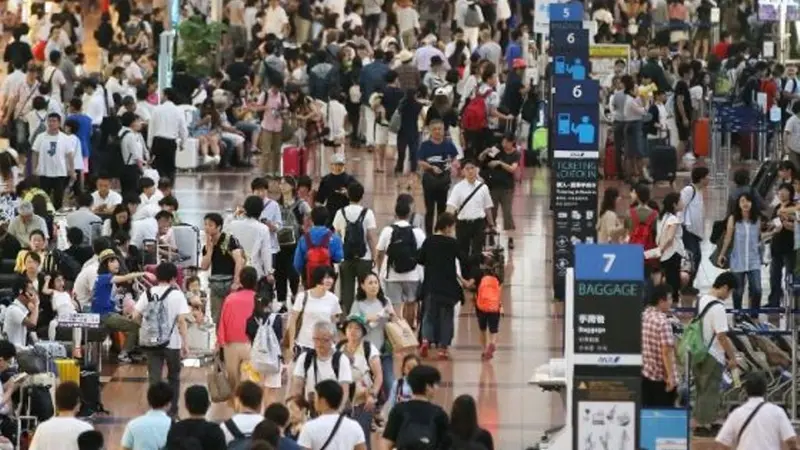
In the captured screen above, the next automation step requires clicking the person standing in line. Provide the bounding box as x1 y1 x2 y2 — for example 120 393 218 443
201 213 245 324
715 372 798 449
641 284 678 408
333 182 377 314
446 158 494 278
147 88 188 182
417 119 459 235
30 113 75 210
132 263 190 417
680 166 708 295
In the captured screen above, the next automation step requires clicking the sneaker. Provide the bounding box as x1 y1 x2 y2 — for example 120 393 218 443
486 343 496 360
117 352 132 364
419 340 430 358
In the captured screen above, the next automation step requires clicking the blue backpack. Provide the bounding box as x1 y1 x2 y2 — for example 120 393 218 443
224 419 252 450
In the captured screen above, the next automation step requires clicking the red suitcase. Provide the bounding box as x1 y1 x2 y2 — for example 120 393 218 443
280 145 307 177
603 134 617 179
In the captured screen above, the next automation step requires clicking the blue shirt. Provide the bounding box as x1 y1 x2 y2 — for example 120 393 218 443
278 436 302 450
417 139 459 171
505 42 522 70
293 225 344 274
121 410 172 450
66 113 93 158
91 273 115 315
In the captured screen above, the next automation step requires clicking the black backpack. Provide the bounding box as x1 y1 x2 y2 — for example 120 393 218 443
302 349 343 381
386 225 418 275
224 419 253 450
343 208 369 260
395 414 439 450
105 130 131 179
335 340 373 400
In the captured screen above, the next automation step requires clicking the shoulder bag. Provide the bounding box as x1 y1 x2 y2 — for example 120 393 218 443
735 401 767 446
456 182 486 216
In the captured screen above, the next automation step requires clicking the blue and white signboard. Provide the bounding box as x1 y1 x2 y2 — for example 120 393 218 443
550 2 599 301
640 409 689 450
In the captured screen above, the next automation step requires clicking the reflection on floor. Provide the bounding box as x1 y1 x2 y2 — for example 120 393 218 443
94 154 558 449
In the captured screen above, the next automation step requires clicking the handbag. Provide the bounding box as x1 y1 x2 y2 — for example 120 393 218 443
388 108 402 134
385 319 419 351
206 351 233 402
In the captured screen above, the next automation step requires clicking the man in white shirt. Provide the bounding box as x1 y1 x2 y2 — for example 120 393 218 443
90 174 122 216
264 0 290 39
104 67 126 110
694 272 738 435
31 113 75 210
375 199 426 326
446 158 494 274
121 54 143 86
715 372 798 449
118 112 148 195
43 51 66 105
148 88 188 182
225 195 273 279
785 102 800 169
333 181 377 314
220 381 265 444
132 262 190 417
0 61 26 121
291 321 353 404
298 380 366 450
679 166 709 295
3 277 39 348
73 240 111 309
29 382 94 450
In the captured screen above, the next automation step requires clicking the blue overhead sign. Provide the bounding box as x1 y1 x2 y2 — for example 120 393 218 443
575 244 644 281
554 79 600 105
553 106 599 152
550 29 590 58
549 2 584 22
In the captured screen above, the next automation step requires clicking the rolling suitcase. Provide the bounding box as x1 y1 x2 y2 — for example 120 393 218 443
280 145 307 177
649 139 677 183
693 117 710 157
176 138 200 170
54 359 80 385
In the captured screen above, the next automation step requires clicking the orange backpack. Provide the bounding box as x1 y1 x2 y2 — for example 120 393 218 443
476 275 502 313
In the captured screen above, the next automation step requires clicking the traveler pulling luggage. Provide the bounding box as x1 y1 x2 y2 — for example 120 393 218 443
176 138 200 171
648 133 678 184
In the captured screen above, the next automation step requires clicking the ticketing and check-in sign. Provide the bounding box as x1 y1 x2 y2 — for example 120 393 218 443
550 2 599 302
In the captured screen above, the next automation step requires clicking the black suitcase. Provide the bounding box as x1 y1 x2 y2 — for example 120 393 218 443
751 160 780 200
648 141 677 182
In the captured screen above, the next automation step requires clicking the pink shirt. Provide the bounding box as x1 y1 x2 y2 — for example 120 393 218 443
260 89 286 132
217 289 256 346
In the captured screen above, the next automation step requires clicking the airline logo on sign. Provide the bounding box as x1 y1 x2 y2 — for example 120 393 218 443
596 356 621 365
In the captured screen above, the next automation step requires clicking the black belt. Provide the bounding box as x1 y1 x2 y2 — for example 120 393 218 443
458 217 485 223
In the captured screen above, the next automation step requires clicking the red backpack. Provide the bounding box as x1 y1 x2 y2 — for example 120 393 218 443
629 207 659 268
304 232 332 281
461 90 492 131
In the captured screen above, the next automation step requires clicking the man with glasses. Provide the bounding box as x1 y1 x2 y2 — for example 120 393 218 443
290 321 352 413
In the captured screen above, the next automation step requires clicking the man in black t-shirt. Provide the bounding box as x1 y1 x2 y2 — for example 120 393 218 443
166 385 226 450
382 365 450 450
200 213 244 324
479 133 520 232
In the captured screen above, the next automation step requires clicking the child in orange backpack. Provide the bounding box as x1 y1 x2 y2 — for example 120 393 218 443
476 257 503 360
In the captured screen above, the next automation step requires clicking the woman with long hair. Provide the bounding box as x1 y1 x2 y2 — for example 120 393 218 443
717 192 763 316
657 192 685 302
92 249 148 363
191 98 223 166
351 272 398 403
288 88 323 177
254 77 288 174
287 265 341 358
449 395 494 450
275 176 311 309
622 74 649 183
102 204 131 237
766 183 796 307
597 187 624 243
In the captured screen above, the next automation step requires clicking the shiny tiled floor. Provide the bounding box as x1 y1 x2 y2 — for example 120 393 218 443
93 157 559 449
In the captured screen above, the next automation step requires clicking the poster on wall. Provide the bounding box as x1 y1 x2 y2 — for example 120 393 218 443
590 44 630 88
572 376 641 450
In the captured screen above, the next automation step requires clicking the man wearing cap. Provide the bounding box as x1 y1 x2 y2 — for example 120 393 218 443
414 36 449 77
7 200 48 247
317 153 356 228
395 50 420 92
500 58 529 134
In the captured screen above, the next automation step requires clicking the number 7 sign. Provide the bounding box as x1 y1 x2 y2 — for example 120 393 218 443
575 245 644 281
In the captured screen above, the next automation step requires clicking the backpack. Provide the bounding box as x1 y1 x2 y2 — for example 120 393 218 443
464 4 483 27
29 112 46 144
51 249 81 281
105 130 131 179
138 287 177 349
461 90 491 132
343 208 369 260
386 225 418 275
476 275 501 313
277 200 303 247
250 314 281 375
224 418 252 450
677 300 722 366
714 73 733 97
335 340 373 399
305 232 333 281
628 207 659 268
394 414 439 450
302 349 343 383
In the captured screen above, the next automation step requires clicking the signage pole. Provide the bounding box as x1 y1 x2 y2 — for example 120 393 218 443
549 2 599 304
571 244 645 449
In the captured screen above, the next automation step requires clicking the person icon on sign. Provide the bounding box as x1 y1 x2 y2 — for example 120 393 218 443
572 116 595 144
568 58 587 81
